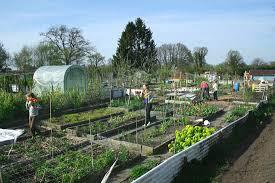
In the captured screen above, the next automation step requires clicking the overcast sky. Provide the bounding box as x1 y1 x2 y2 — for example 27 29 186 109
0 0 275 64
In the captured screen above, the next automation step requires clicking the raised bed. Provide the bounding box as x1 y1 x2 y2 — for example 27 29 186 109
1 144 140 183
67 112 146 138
42 107 126 130
67 111 157 139
152 103 174 118
101 118 188 156
0 132 89 168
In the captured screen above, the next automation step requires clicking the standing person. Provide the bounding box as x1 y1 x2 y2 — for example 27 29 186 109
25 92 41 137
213 80 218 100
200 81 206 100
140 83 152 126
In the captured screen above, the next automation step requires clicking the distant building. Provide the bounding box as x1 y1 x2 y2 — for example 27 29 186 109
249 70 275 81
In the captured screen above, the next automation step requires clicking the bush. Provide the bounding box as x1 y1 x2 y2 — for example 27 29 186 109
0 91 26 122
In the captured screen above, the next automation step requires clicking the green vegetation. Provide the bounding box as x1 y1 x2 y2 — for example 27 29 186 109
40 90 89 112
129 160 160 181
110 97 144 111
76 112 141 135
35 146 129 183
0 132 75 166
0 91 26 122
144 117 189 139
50 107 125 124
179 103 219 117
0 89 94 124
168 125 216 153
3 146 130 183
122 117 189 145
224 105 255 123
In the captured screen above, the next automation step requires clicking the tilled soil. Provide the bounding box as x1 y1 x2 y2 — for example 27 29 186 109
221 114 275 183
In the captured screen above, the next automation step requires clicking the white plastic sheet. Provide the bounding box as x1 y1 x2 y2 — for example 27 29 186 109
33 65 87 95
0 129 24 145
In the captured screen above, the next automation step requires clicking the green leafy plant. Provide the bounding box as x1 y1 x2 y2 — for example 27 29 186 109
130 160 160 181
179 103 219 117
168 125 216 153
224 105 255 123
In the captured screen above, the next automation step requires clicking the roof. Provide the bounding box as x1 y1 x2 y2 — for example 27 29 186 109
249 70 275 76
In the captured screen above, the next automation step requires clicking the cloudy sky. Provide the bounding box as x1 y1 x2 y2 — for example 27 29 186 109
0 0 274 64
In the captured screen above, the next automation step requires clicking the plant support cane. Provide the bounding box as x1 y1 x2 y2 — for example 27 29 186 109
0 170 3 183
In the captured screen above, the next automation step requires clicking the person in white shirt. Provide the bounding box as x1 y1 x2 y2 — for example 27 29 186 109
213 80 218 100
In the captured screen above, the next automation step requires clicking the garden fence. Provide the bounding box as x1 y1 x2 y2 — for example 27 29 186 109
132 103 261 183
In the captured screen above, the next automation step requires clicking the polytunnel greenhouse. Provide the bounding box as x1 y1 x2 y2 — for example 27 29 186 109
33 65 87 95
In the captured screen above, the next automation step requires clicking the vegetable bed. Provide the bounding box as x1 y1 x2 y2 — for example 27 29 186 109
70 112 144 138
121 118 188 147
1 145 137 183
178 103 220 117
43 107 126 129
105 117 190 155
224 104 255 123
0 132 89 167
110 97 144 111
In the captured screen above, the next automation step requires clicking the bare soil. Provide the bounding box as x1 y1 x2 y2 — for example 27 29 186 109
220 114 275 183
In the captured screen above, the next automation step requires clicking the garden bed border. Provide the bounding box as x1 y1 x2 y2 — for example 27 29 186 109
132 102 262 183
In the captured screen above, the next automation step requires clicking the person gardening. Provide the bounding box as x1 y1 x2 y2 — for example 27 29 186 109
200 81 206 100
213 80 218 100
25 92 41 137
140 83 153 126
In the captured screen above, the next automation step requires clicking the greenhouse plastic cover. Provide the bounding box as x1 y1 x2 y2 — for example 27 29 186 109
0 129 24 145
33 65 75 95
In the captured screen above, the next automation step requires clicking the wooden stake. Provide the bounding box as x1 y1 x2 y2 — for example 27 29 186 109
0 171 3 183
89 119 94 168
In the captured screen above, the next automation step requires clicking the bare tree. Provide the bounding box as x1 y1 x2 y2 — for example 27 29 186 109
251 58 267 67
41 25 93 65
193 47 208 74
13 46 34 71
157 43 193 69
88 52 105 68
225 50 246 76
33 42 62 67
